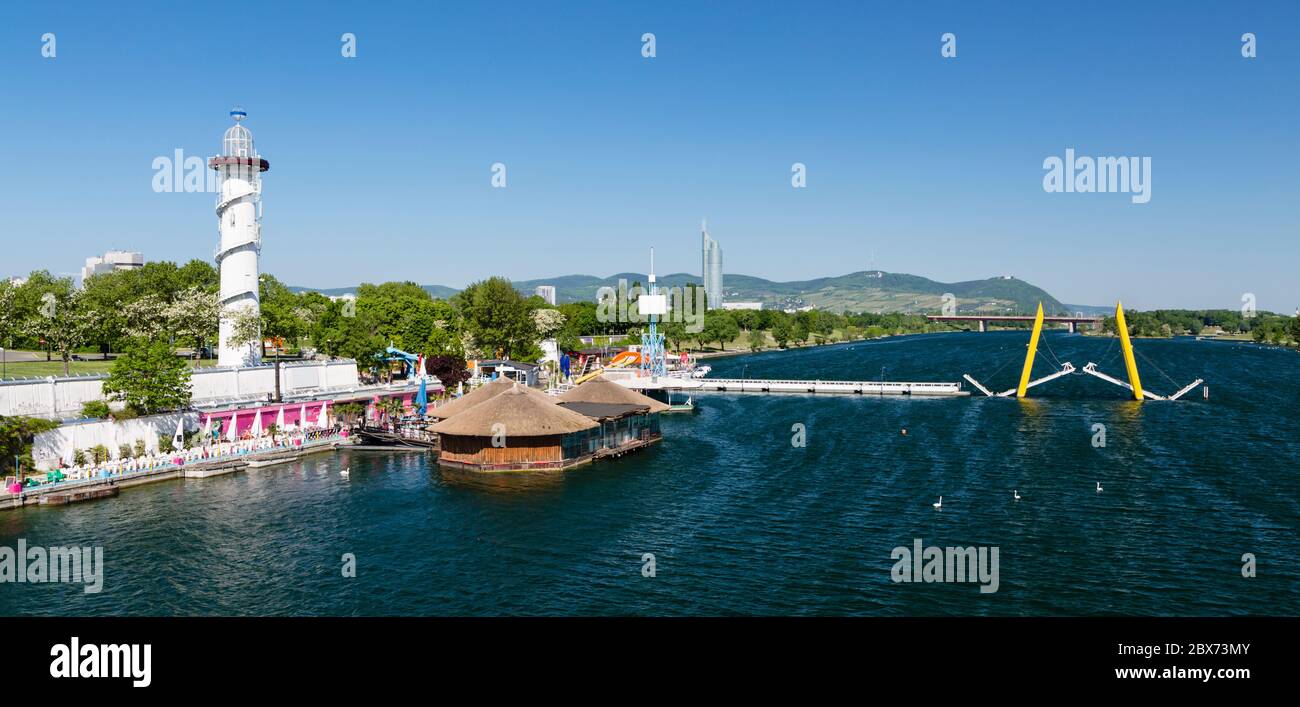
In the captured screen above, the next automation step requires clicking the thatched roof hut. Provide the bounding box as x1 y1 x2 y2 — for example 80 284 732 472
431 376 552 420
431 384 600 471
432 384 597 437
556 375 670 413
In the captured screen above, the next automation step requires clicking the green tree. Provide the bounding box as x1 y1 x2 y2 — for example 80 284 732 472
225 307 263 365
701 310 740 351
0 415 61 476
455 277 539 359
662 320 688 352
259 275 301 357
166 287 221 363
313 297 386 370
80 400 111 419
25 286 95 376
770 316 793 349
102 339 193 415
0 279 22 357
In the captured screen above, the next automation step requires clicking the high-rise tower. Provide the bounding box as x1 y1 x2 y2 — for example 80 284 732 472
701 220 723 308
208 107 269 367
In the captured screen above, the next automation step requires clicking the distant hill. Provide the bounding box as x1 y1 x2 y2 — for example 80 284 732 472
290 284 460 300
294 271 1080 315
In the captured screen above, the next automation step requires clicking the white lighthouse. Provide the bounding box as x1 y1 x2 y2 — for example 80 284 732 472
208 107 269 367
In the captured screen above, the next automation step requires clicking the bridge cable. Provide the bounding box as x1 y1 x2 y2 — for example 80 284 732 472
1097 333 1119 368
1135 348 1180 388
1038 334 1065 369
980 346 1017 385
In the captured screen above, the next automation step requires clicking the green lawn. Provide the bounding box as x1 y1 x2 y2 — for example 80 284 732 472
1 359 217 380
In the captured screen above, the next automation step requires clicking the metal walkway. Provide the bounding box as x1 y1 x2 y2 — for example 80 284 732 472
619 377 967 397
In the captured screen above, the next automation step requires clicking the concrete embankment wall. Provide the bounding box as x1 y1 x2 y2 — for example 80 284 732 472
30 411 200 470
0 359 361 418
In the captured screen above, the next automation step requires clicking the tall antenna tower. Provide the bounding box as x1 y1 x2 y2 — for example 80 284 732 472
639 248 667 379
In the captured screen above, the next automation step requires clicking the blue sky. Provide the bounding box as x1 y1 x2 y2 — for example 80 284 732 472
1 0 1296 310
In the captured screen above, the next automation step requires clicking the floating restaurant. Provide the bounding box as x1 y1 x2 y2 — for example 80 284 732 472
431 385 599 471
429 376 669 472
556 376 666 456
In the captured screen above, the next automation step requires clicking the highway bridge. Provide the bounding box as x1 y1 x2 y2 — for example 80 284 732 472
926 314 1103 333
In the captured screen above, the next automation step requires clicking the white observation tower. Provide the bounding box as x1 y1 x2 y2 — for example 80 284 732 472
209 107 269 367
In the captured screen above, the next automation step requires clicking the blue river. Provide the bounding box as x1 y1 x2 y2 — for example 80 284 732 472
2 332 1297 615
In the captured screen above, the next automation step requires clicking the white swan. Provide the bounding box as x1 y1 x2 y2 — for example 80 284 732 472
1013 489 1021 501
1095 481 1102 492
341 467 350 477
932 496 942 509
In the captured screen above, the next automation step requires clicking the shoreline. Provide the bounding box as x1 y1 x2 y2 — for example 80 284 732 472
1 435 349 511
686 329 964 361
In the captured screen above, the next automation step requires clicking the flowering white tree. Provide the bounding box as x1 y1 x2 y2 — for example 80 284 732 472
224 306 262 366
122 294 168 339
533 308 566 340
165 287 221 364
25 289 95 376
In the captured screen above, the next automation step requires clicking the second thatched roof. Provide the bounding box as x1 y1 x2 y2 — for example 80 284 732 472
431 376 552 419
557 375 671 413
431 384 598 437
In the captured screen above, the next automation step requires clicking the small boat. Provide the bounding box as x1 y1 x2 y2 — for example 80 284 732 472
353 426 439 450
691 365 712 379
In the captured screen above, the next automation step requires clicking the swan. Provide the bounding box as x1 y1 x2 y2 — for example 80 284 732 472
1096 481 1102 492
341 467 350 477
932 496 942 509
1013 489 1021 501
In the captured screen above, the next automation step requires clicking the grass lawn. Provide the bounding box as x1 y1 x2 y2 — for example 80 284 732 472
1 358 217 380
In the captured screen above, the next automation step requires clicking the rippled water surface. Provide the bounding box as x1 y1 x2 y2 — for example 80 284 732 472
2 332 1297 615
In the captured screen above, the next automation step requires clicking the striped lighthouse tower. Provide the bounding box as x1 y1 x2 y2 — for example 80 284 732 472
209 107 270 367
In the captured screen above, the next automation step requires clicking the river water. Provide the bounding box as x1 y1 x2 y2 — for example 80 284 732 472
2 332 1296 615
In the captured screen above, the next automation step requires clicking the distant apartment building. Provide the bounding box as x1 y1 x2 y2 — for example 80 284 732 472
80 250 144 287
721 302 763 311
534 285 557 305
701 220 723 308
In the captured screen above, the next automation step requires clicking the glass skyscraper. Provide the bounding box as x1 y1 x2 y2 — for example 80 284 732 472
701 220 723 308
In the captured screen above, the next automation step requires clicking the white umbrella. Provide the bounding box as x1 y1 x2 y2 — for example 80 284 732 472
274 406 285 432
173 416 185 449
200 415 212 441
249 409 263 438
227 412 239 442
318 400 330 429
298 403 307 431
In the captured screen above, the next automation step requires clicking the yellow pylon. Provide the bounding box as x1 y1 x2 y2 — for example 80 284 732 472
1016 302 1045 398
1114 301 1144 400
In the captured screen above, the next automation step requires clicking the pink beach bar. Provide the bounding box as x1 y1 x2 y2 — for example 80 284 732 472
202 390 425 437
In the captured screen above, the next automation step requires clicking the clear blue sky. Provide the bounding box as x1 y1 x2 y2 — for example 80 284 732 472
1 0 1296 310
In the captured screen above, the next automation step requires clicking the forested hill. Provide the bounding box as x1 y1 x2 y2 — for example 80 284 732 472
297 271 1074 315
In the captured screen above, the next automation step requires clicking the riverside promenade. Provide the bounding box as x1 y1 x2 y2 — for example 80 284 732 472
2 429 350 510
